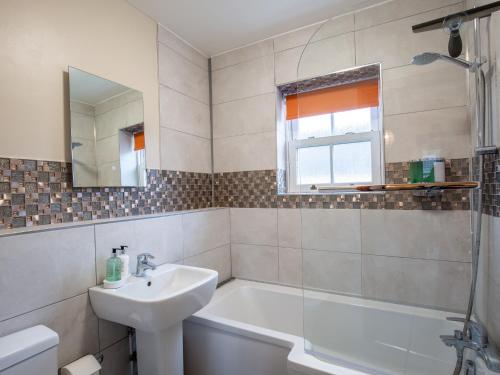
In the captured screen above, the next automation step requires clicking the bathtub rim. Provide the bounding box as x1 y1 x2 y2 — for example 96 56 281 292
189 279 463 375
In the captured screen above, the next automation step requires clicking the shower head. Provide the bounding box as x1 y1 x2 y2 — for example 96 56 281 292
411 52 478 71
443 14 465 58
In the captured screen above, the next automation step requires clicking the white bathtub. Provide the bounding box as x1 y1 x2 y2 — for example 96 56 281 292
184 279 472 375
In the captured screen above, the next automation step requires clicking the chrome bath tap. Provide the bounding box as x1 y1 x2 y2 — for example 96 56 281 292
441 318 500 373
135 253 156 277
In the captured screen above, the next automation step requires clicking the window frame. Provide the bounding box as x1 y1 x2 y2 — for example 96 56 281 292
287 108 383 193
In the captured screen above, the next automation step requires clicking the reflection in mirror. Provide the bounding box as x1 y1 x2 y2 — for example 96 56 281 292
69 67 146 187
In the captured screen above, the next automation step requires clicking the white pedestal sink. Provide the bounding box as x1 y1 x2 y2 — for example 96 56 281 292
89 264 218 375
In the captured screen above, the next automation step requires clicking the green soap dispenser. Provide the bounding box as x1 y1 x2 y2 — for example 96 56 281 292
105 248 123 282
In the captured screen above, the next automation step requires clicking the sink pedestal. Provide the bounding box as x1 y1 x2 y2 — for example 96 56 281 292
136 323 183 375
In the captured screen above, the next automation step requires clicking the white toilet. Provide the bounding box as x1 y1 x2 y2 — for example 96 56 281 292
0 325 59 375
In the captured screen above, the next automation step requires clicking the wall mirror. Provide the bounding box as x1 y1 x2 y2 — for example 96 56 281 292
69 67 146 187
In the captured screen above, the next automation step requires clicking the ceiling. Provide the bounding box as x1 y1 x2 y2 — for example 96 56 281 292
128 0 386 56
69 67 131 106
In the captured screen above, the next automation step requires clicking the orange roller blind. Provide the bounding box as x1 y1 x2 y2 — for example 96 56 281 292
134 131 145 151
286 79 379 121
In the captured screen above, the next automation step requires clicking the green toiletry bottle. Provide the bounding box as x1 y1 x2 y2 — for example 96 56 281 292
105 248 123 282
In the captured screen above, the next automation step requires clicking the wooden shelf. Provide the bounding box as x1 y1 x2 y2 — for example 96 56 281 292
355 182 479 192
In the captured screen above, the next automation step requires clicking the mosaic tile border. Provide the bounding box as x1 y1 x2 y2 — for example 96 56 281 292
482 152 500 217
278 64 380 97
2 154 495 230
214 159 472 210
0 158 212 229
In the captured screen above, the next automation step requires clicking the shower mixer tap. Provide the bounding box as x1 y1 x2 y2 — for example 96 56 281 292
441 318 500 372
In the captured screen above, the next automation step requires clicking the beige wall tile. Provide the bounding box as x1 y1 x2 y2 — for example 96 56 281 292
231 244 278 282
213 93 276 138
275 33 355 85
95 216 183 282
158 25 207 71
158 44 209 104
101 337 131 375
212 40 274 71
0 226 96 321
159 86 210 138
274 46 302 85
474 214 490 324
301 209 361 253
182 209 230 257
303 249 361 294
95 220 137 282
362 255 471 311
98 319 129 350
212 54 274 104
230 208 278 246
133 215 184 265
273 14 354 53
273 24 320 53
384 107 471 162
488 280 500 347
489 215 500 287
297 32 356 80
278 209 302 249
278 247 302 287
383 63 467 115
355 5 463 70
160 128 212 173
0 293 99 368
213 131 276 172
354 0 463 30
184 244 232 283
361 210 472 262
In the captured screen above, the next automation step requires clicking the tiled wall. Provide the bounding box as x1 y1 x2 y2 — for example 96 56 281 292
211 0 470 175
158 26 212 174
211 0 476 314
0 158 212 229
0 208 231 373
214 159 472 210
229 207 472 312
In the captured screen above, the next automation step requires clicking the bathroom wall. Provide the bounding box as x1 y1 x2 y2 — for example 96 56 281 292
157 26 212 174
0 208 231 373
0 0 160 168
0 12 215 229
212 0 475 312
230 208 471 311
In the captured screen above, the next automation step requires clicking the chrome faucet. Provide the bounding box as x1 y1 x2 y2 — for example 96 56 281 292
135 253 156 277
441 317 500 372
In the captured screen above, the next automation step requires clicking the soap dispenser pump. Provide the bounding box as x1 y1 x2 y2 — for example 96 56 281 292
103 248 124 289
118 245 130 281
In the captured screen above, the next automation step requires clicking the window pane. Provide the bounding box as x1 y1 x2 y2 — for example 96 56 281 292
293 114 331 140
333 142 372 184
297 146 331 185
333 108 372 135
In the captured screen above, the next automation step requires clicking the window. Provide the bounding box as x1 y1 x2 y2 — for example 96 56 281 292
285 78 383 192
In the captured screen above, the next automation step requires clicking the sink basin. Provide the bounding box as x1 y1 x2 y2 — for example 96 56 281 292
89 263 218 375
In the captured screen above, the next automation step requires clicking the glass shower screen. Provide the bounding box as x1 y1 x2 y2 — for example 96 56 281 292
291 15 473 375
